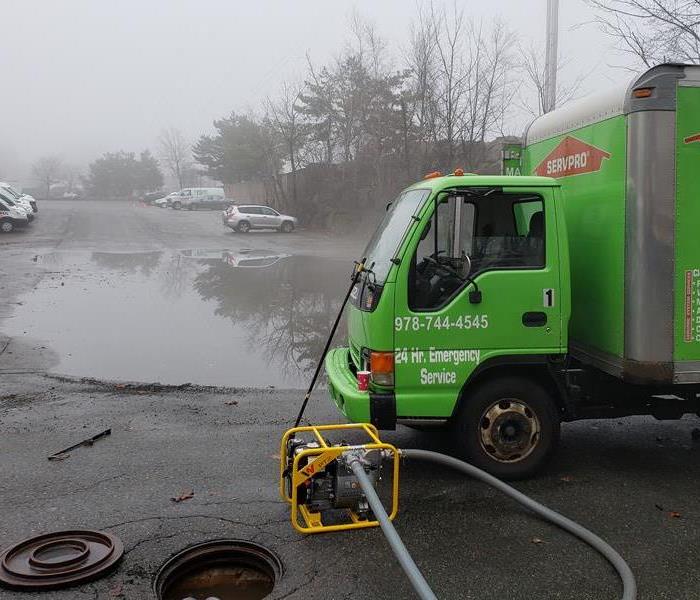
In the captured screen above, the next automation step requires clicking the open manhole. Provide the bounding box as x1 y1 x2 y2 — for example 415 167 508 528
154 540 282 600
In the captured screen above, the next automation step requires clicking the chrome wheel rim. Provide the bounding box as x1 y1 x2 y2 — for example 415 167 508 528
1 222 12 232
478 398 541 463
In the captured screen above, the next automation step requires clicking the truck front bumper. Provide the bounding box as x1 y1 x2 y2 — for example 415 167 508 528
325 347 396 428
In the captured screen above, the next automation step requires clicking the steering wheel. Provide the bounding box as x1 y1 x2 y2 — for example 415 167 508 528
421 255 465 279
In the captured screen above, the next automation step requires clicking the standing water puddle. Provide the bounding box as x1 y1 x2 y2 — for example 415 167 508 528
2 250 350 387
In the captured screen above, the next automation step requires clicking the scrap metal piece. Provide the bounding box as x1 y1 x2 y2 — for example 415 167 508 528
0 530 124 590
48 428 111 461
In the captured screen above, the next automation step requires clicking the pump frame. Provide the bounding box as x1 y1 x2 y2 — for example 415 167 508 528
279 423 400 534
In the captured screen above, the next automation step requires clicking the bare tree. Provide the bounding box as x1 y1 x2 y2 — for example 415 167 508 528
32 156 62 200
432 2 469 167
587 0 700 66
406 4 439 171
265 81 307 207
518 43 583 117
460 19 517 167
158 127 191 190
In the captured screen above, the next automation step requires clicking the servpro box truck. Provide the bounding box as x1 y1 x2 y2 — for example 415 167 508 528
324 63 700 478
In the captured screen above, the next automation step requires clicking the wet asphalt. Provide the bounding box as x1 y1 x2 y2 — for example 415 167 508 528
1 201 699 600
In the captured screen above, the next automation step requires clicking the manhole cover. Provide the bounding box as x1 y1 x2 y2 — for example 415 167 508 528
155 540 282 600
0 529 124 590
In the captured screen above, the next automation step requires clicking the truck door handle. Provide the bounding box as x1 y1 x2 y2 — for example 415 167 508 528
522 312 547 327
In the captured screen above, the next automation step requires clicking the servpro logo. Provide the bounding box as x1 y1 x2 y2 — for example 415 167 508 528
534 136 611 178
684 133 700 144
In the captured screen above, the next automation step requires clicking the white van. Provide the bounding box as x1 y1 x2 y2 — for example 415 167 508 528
0 195 30 232
0 182 37 215
170 187 227 210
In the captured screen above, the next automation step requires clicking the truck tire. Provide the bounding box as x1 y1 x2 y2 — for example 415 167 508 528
452 376 560 480
1 220 14 233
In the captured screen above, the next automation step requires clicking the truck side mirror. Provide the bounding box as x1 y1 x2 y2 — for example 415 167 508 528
461 254 482 304
462 253 472 278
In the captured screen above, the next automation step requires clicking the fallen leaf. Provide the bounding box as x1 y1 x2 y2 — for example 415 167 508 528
109 583 124 597
531 537 544 544
171 490 194 503
559 475 574 482
271 454 280 460
669 511 682 519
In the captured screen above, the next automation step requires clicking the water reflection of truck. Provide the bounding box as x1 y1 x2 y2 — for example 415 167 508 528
325 63 700 479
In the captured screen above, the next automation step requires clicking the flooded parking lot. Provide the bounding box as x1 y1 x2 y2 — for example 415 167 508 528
2 204 700 600
4 248 350 387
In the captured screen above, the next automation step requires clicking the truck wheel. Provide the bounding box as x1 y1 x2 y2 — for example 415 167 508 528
237 220 251 233
1 220 13 233
452 376 560 480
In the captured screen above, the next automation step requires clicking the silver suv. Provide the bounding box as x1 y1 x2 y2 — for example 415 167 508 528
222 204 297 233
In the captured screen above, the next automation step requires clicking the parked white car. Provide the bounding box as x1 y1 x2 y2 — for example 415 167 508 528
222 204 297 233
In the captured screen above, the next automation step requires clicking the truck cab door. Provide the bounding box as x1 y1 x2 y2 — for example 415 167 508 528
393 187 564 419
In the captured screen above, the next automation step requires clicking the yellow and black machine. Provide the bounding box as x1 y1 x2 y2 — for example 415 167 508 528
279 423 399 534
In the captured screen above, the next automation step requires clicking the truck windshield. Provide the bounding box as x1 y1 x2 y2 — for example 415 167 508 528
362 188 430 283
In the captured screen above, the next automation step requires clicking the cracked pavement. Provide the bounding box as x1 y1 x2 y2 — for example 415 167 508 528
1 202 700 599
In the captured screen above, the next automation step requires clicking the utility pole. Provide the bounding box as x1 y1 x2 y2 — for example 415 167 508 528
544 0 559 113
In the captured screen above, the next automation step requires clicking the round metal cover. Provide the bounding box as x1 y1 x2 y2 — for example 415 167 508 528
0 529 124 590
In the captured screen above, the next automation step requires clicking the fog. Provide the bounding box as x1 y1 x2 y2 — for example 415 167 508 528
1 0 632 183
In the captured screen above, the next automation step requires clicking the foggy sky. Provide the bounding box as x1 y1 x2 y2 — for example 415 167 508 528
1 0 633 182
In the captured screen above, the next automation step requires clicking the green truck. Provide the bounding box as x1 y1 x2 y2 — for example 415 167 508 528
325 63 700 478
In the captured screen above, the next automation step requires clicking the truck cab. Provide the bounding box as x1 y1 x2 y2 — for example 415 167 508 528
326 174 571 479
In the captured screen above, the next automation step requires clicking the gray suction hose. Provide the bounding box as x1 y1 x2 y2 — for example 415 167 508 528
348 449 637 600
347 454 438 600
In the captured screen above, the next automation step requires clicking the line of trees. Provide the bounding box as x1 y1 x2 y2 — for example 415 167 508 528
192 6 530 228
83 151 162 199
30 3 698 213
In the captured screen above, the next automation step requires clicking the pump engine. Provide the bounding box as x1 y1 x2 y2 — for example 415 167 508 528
279 423 399 534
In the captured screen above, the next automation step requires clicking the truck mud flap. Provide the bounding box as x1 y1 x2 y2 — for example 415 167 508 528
370 392 396 430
